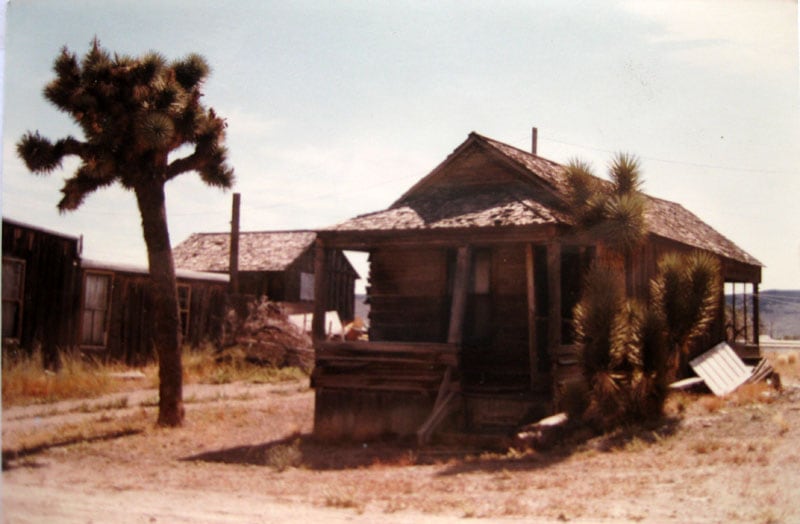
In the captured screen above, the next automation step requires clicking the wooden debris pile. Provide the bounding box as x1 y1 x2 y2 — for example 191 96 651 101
219 296 313 371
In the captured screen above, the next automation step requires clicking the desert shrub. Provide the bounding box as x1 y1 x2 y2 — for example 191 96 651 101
574 252 721 430
264 438 303 471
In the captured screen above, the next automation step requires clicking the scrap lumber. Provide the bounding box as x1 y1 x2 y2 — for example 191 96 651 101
688 341 776 396
689 342 752 396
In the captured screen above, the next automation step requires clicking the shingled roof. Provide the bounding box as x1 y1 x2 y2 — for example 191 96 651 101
328 132 761 267
173 230 317 272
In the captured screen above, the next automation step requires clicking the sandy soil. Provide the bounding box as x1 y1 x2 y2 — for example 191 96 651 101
3 376 800 523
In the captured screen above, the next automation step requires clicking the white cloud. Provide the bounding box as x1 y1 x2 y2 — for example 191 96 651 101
621 0 798 78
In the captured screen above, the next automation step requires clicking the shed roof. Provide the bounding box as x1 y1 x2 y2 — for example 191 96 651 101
2 216 81 243
82 258 229 283
173 230 317 273
327 132 761 267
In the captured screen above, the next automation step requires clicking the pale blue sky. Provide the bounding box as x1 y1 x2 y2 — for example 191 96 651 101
2 1 799 290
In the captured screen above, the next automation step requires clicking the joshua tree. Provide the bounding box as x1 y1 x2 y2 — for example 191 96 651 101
565 153 647 295
17 39 234 426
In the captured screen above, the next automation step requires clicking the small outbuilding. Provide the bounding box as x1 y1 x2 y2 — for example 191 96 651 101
79 259 228 364
2 217 229 365
172 230 359 323
310 131 763 442
2 218 82 364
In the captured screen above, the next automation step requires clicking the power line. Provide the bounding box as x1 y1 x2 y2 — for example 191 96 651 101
538 135 796 176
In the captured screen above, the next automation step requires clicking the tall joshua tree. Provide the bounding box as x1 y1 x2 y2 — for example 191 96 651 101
17 39 234 426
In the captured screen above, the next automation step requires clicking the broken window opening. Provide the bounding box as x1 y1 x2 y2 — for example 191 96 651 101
725 281 758 346
81 272 112 347
2 257 25 340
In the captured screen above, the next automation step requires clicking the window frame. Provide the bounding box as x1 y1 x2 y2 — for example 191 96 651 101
80 270 114 348
177 283 191 336
300 272 315 301
2 257 26 340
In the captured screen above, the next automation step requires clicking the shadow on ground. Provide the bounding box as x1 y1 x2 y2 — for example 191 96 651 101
435 415 682 477
183 433 427 470
182 416 681 473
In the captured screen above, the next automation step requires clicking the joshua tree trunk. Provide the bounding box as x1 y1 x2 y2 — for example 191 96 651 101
135 182 184 426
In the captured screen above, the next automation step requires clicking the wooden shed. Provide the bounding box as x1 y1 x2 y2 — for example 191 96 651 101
310 131 762 442
2 217 230 365
2 218 82 365
79 259 228 364
172 230 359 323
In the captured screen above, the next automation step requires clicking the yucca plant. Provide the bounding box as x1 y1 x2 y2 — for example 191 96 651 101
565 153 648 296
575 251 719 430
16 39 234 426
651 251 722 378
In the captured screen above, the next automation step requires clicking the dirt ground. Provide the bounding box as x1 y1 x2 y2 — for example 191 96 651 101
3 369 800 523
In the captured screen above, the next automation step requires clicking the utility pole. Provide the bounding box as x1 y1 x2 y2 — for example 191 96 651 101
229 192 240 294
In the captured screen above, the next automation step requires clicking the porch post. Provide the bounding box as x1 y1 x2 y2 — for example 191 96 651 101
547 242 562 354
752 282 760 345
312 238 328 341
526 243 538 387
447 246 472 345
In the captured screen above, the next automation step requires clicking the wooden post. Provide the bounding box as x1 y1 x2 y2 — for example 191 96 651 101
447 246 472 345
228 193 240 294
312 238 328 341
743 283 749 343
731 283 737 341
547 242 562 354
526 243 538 388
752 282 760 347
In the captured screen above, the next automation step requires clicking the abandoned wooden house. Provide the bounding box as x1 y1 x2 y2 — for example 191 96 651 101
172 230 359 323
79 259 228 364
2 217 229 364
310 131 763 442
2 218 82 364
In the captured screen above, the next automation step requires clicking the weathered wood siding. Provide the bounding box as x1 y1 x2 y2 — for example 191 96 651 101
234 248 356 323
84 269 227 364
312 341 459 439
2 220 81 364
367 247 450 342
462 245 532 390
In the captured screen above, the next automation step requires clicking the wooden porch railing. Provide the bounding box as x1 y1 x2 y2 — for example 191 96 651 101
312 340 459 394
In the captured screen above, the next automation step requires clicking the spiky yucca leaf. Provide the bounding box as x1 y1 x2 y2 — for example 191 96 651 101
136 112 175 150
16 132 63 173
172 53 209 90
602 192 647 255
609 300 645 369
574 263 624 375
682 251 722 345
609 152 642 195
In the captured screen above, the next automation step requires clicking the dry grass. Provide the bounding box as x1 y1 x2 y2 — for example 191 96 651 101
2 345 307 407
263 437 304 471
2 349 119 406
766 350 800 382
182 345 307 385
